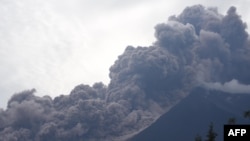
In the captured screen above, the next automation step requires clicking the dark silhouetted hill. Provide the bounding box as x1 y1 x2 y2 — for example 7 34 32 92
129 87 250 141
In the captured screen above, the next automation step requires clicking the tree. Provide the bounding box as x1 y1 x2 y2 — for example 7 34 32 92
243 110 250 120
205 122 217 141
195 110 249 141
228 117 236 125
195 134 202 141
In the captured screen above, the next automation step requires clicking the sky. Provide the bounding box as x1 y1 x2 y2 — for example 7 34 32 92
1 0 250 109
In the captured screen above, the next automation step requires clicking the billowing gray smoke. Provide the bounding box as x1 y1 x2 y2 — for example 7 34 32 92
1 5 250 141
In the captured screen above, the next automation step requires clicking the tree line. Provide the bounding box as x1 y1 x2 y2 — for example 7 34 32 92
195 110 250 141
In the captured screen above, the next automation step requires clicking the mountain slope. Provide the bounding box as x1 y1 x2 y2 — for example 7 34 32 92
129 87 250 141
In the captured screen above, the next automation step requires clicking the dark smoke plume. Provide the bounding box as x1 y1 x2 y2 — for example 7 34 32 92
1 5 250 141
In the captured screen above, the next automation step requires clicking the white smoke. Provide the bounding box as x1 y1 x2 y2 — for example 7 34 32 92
204 79 250 94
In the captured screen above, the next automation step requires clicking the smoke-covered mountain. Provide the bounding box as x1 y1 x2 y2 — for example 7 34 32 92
129 87 250 141
1 4 250 141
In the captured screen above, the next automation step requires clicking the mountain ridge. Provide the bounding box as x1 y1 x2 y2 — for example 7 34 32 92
129 87 250 141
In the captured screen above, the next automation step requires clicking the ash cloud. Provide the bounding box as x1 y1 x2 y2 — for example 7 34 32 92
1 5 250 141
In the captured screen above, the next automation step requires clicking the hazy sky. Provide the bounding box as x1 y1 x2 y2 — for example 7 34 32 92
1 0 250 109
